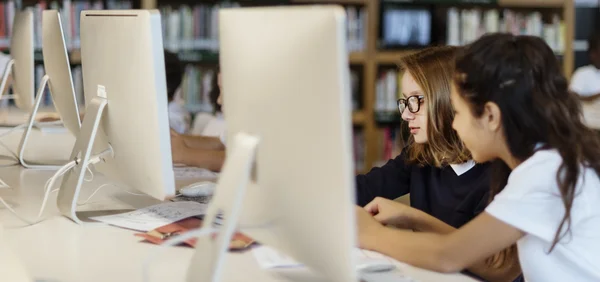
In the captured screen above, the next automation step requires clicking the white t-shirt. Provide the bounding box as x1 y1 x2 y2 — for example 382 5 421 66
570 65 600 129
486 149 600 282
168 101 190 134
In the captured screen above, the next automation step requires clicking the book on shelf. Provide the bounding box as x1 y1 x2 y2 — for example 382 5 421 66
160 3 240 53
345 5 367 53
181 65 216 114
353 129 365 173
375 69 400 118
374 126 405 168
0 0 132 51
160 3 366 53
447 8 565 53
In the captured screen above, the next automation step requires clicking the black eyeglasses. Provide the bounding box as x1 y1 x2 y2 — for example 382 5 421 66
397 95 424 114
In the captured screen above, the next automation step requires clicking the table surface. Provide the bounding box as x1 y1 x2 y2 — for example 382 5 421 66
0 128 477 282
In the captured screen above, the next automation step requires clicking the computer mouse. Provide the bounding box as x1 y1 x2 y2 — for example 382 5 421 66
179 181 216 197
357 261 396 273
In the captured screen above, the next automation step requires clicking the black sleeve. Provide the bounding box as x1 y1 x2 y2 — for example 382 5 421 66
355 149 412 207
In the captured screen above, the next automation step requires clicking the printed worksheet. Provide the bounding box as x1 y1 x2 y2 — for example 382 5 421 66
90 201 208 231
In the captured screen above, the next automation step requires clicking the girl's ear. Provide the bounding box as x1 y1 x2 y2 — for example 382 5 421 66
482 101 502 132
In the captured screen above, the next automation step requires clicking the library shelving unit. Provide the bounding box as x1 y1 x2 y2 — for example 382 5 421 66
142 0 574 173
3 0 571 172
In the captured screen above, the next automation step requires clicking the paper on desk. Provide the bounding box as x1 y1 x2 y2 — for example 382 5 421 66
252 245 395 269
89 201 208 232
174 166 219 179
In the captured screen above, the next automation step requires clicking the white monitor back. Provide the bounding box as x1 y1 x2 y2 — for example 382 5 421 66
220 6 357 282
10 9 34 112
42 10 81 135
80 10 175 200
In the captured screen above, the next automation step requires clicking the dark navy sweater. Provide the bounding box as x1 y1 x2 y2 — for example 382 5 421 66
356 149 491 229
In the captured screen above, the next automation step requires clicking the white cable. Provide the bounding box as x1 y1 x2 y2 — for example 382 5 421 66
0 94 15 99
77 183 147 206
0 196 43 225
0 147 114 225
84 166 94 182
36 148 113 218
142 227 218 282
37 160 77 218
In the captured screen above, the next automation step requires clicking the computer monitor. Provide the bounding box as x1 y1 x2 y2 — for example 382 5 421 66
0 9 34 112
16 10 82 169
188 6 357 282
57 10 175 224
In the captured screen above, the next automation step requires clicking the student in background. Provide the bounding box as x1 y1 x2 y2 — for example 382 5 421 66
355 46 520 281
570 32 600 101
569 32 600 129
164 51 191 134
170 71 225 172
356 33 600 282
190 69 226 137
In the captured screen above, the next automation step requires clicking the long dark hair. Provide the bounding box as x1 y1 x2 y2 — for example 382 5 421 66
455 33 600 252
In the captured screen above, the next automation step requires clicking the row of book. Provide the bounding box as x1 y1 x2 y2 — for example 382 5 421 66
447 8 565 53
375 68 399 115
353 129 365 173
160 3 238 52
373 126 405 168
0 0 133 50
0 64 84 109
180 65 217 114
160 4 367 53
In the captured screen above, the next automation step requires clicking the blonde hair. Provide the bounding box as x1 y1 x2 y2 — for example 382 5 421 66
398 46 470 166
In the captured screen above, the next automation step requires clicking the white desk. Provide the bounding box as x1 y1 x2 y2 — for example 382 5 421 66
0 130 477 282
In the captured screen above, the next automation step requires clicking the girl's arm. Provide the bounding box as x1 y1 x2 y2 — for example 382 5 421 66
357 208 524 279
410 211 521 282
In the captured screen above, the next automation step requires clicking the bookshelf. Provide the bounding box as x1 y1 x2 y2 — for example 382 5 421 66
144 0 574 173
0 0 573 173
0 0 136 111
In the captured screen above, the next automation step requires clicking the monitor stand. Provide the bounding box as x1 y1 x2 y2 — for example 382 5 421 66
57 85 113 224
17 74 80 169
186 132 260 282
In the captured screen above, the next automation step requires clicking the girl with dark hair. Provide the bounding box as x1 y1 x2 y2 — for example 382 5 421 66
356 33 600 282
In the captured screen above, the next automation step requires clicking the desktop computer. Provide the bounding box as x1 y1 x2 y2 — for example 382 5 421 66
0 9 34 112
57 10 175 224
16 10 82 169
188 6 358 282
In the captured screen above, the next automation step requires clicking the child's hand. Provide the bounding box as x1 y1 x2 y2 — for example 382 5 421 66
364 197 423 230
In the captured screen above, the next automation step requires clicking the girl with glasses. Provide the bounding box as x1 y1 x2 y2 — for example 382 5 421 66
355 46 521 281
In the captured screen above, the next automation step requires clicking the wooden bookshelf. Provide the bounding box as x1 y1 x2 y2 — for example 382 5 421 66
498 0 565 8
291 0 367 4
349 52 366 64
147 0 575 172
375 51 415 64
352 111 366 125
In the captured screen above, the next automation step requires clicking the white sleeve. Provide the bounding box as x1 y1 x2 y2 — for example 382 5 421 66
485 153 565 243
570 68 598 97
